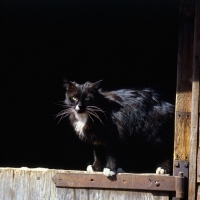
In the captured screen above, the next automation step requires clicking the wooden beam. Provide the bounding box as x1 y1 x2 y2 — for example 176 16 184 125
174 0 194 163
189 0 200 199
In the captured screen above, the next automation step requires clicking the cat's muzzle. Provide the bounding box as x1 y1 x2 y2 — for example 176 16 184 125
75 105 86 113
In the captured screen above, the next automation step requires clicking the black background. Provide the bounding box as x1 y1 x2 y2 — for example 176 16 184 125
1 0 179 170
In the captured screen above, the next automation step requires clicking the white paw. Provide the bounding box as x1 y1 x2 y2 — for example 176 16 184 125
156 167 165 175
117 168 124 173
103 168 116 177
87 165 94 173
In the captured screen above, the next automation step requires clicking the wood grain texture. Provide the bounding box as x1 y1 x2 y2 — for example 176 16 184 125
0 168 169 200
174 0 194 161
0 168 13 200
198 147 200 183
57 189 169 200
197 184 200 200
174 112 191 160
188 0 200 199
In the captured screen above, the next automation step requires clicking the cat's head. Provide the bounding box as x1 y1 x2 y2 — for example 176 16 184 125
64 78 102 113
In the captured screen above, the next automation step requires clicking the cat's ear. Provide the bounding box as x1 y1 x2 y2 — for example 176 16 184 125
90 80 103 90
63 78 76 91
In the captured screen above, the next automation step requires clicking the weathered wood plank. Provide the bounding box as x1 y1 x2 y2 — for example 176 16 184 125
56 188 75 200
197 183 200 200
56 188 169 200
188 0 200 199
88 190 168 200
197 184 200 200
197 147 200 183
0 168 169 200
0 168 62 200
174 0 194 162
174 112 191 160
0 168 13 200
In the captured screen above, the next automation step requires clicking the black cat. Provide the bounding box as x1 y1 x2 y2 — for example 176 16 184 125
57 79 174 176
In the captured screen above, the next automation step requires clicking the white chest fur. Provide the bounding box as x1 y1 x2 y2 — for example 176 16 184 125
73 112 88 136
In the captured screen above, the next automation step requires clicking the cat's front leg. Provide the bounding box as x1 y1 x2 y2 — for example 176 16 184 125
103 146 119 177
156 160 171 175
87 145 105 173
103 155 117 176
87 157 103 172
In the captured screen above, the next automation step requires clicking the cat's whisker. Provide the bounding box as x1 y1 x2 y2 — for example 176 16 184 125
87 108 107 121
56 108 73 125
56 110 71 118
87 112 95 124
56 112 70 121
87 105 105 112
87 109 107 118
88 111 104 125
87 106 107 118
86 108 104 120
86 109 104 125
56 109 72 118
54 102 71 108
57 114 65 124
56 112 71 125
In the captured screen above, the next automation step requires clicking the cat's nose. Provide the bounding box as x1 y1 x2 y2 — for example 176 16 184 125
75 104 85 112
75 105 80 111
78 105 84 109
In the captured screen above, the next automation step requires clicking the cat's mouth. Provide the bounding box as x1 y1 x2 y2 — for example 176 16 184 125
74 105 106 125
76 110 86 114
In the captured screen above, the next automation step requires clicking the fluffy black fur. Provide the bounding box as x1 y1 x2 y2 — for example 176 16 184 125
57 79 174 176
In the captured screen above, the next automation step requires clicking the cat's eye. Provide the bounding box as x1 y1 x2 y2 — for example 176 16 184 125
85 97 90 101
72 96 78 101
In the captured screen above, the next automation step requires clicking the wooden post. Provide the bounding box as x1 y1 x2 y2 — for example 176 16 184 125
189 0 200 199
174 0 194 163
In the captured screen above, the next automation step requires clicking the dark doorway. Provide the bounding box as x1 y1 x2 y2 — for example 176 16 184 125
1 0 178 170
